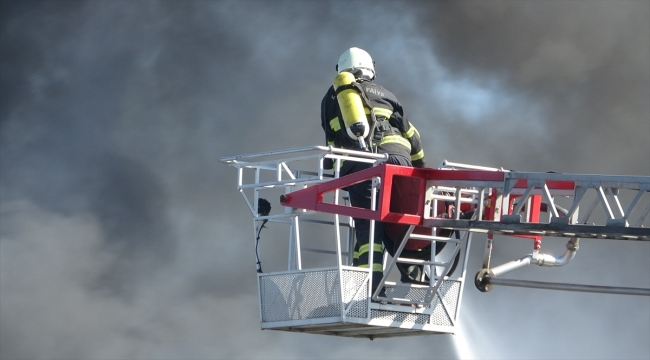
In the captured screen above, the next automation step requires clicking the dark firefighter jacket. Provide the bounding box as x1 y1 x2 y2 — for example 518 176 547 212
320 78 426 170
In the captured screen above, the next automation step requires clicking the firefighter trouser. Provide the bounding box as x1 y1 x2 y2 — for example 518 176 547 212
344 154 412 294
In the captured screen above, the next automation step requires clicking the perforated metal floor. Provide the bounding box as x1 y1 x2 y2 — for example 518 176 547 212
258 267 461 338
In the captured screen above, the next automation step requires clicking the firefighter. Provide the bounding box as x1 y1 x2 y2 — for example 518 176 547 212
320 47 426 295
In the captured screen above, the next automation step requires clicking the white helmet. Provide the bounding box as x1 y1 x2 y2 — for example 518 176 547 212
336 47 375 79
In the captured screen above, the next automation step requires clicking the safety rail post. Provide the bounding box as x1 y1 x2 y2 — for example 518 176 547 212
367 176 379 315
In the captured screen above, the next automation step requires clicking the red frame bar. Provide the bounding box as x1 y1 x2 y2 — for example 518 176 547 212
280 164 576 231
280 164 427 225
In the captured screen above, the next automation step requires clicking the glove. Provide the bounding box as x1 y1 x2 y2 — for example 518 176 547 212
323 157 334 170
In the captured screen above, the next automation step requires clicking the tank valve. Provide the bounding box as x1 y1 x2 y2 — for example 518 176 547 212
348 123 368 151
475 269 495 292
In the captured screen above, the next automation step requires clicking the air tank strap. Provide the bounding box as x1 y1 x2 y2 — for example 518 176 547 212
371 118 402 151
334 80 374 116
334 82 364 96
373 117 395 133
352 82 382 153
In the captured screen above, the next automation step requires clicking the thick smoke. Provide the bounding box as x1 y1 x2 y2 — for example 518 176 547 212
409 1 650 175
1 1 648 359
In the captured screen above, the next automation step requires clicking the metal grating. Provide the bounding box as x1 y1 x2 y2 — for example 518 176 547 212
441 281 461 320
370 310 431 325
368 280 462 327
341 270 369 318
430 280 461 326
260 270 341 322
385 285 434 305
259 268 371 323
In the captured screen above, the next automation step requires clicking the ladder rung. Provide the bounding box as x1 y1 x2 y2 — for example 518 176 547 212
397 257 448 266
301 247 340 255
408 234 461 242
374 296 428 307
383 281 435 289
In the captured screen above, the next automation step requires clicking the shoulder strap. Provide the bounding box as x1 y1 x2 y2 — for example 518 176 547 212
354 80 381 153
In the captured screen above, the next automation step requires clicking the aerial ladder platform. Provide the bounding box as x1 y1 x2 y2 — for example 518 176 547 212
220 146 650 339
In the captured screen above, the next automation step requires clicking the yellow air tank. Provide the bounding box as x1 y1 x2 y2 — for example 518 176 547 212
333 72 369 150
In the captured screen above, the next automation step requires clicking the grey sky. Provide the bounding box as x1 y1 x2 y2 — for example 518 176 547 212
1 1 648 359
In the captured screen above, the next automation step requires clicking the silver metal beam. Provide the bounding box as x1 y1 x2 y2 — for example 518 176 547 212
423 219 650 241
487 278 650 296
